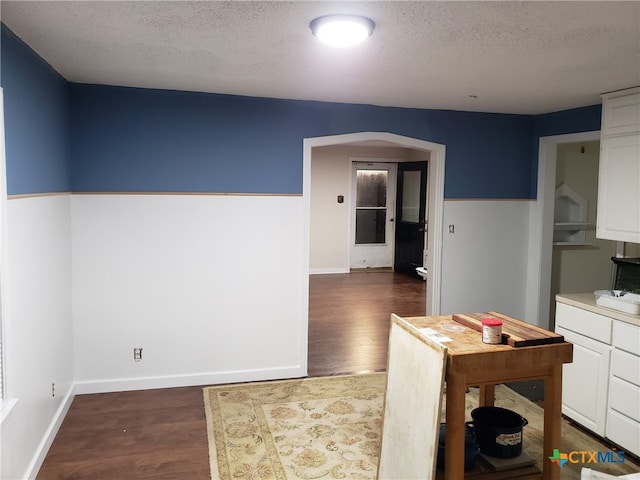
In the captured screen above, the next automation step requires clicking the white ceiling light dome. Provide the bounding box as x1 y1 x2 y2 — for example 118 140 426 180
310 14 375 48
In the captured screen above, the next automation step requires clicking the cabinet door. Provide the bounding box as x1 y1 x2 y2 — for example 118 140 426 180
596 134 640 243
556 327 611 436
601 92 640 136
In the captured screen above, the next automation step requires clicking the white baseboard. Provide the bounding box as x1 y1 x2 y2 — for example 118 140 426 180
24 384 75 480
310 267 349 275
73 365 307 395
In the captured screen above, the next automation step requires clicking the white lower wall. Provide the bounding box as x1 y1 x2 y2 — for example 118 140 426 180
71 194 306 393
1 194 74 480
0 193 536 479
440 200 531 320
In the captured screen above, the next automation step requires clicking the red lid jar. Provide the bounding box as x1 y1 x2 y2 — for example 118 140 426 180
481 317 503 344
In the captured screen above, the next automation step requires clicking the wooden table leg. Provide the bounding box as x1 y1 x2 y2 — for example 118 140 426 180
543 365 563 480
445 375 467 480
479 384 495 407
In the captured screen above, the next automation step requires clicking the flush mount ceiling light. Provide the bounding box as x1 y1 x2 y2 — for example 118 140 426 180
310 14 375 48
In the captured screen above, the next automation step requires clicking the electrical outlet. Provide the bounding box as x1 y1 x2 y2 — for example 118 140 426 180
134 348 143 361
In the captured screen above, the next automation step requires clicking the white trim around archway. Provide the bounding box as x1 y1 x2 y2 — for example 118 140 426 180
300 132 446 374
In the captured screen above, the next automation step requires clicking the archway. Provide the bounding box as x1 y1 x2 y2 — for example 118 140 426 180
299 132 446 374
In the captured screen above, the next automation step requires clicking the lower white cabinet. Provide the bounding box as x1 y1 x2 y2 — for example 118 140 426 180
556 325 611 436
606 321 640 457
555 301 640 456
606 410 640 458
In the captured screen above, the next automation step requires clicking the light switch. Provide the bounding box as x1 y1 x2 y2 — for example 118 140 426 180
337 195 344 203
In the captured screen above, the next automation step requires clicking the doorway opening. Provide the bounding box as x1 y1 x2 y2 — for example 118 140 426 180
301 132 446 375
549 140 616 326
348 159 429 277
394 161 428 278
529 130 603 330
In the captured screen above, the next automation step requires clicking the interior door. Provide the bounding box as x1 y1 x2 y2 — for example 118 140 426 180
350 162 397 269
394 161 427 277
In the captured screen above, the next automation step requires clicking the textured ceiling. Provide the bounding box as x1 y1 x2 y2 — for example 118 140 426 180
1 1 639 114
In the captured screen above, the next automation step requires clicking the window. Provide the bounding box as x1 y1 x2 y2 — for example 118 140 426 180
355 169 388 244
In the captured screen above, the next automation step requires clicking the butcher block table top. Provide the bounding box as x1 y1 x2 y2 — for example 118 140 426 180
399 313 574 479
403 313 572 382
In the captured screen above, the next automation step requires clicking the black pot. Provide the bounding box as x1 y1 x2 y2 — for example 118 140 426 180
469 407 528 458
436 422 480 471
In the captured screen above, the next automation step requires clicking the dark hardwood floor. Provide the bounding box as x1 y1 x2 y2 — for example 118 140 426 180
36 386 212 480
36 271 424 480
308 270 426 376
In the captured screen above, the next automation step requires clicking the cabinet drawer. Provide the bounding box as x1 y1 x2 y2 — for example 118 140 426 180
611 348 640 387
602 92 640 136
606 408 640 457
556 303 612 343
608 376 640 422
612 321 640 354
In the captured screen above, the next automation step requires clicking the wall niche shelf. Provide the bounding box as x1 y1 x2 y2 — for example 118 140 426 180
553 184 593 246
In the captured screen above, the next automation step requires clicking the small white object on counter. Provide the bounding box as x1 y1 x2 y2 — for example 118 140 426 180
418 327 453 343
594 290 640 315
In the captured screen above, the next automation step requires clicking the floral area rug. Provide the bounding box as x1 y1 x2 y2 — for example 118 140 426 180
203 373 640 480
203 373 385 480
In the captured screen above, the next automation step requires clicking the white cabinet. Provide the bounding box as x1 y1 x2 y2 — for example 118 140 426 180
602 90 640 136
555 300 640 456
597 87 640 243
606 321 640 457
556 303 612 436
597 135 640 242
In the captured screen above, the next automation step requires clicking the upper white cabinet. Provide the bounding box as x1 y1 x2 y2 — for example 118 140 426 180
597 134 640 242
601 90 640 136
597 87 640 243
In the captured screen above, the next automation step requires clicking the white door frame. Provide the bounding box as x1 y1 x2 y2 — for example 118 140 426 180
349 160 397 269
0 89 7 403
527 130 600 329
300 132 446 373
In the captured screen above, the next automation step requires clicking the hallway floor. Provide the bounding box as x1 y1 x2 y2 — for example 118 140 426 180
308 271 426 377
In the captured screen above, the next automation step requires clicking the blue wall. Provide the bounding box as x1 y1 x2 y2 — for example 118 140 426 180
2 22 602 199
1 24 70 195
70 84 534 197
69 85 326 194
529 104 602 194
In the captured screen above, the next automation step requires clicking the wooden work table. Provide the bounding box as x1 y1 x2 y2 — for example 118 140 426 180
400 313 574 479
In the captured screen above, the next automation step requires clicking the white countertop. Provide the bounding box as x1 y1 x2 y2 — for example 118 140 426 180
556 293 640 327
